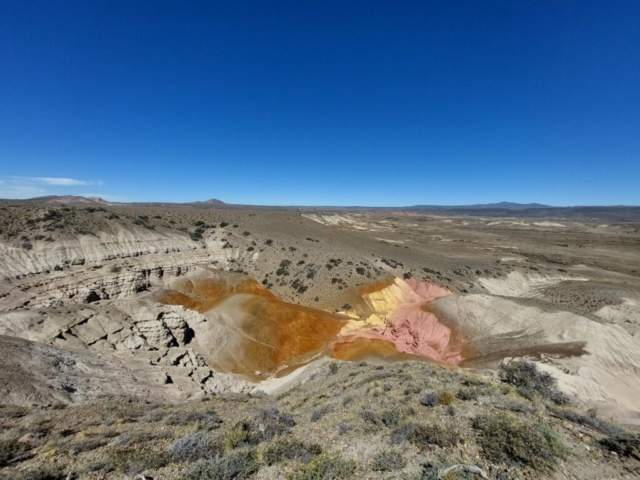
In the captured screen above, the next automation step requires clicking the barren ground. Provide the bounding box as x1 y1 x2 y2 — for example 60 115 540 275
1 200 639 479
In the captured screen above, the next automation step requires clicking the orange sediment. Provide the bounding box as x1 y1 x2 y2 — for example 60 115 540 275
157 275 465 380
157 277 346 380
157 277 278 313
330 337 427 362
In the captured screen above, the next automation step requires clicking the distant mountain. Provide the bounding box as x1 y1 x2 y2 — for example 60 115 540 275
409 202 550 211
18 195 110 205
188 198 226 206
2 196 639 221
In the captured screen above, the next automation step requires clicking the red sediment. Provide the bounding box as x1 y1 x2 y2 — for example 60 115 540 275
335 278 464 365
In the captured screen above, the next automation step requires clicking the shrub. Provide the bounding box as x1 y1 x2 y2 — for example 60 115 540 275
599 433 640 460
169 432 222 461
186 448 259 480
472 413 567 471
499 361 568 404
310 405 332 422
391 423 460 448
16 467 67 480
419 391 439 407
337 421 352 435
359 409 382 427
379 409 401 427
225 425 249 450
164 409 222 429
0 405 29 418
68 438 107 454
438 391 455 406
105 446 171 474
370 449 406 472
227 407 295 448
550 407 622 435
0 439 28 466
420 390 456 407
261 438 322 465
457 386 482 401
191 229 204 241
288 453 357 480
499 399 535 414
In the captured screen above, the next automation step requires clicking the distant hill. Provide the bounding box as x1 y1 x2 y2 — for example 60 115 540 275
409 202 550 211
2 196 639 221
17 195 110 205
186 198 226 206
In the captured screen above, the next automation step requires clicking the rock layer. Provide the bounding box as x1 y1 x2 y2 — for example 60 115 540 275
337 278 463 364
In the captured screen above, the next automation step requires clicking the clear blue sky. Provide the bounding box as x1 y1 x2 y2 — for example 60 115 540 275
1 1 639 205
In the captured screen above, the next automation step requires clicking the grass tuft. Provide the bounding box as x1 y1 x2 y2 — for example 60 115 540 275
261 437 322 465
186 448 259 480
287 453 357 480
370 448 406 472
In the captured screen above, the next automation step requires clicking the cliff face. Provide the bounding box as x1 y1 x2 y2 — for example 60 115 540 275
0 225 198 277
0 224 270 403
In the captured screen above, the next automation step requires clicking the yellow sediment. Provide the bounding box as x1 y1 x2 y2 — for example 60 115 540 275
339 277 416 334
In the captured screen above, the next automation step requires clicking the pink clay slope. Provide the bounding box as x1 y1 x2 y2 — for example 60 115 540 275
339 279 463 364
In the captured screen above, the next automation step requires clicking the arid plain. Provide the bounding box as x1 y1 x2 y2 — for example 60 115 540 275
1 198 639 479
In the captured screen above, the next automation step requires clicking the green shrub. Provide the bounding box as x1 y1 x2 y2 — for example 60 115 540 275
191 229 204 241
288 453 357 480
472 413 567 471
225 424 249 450
370 449 406 472
499 361 568 404
186 448 259 480
261 437 322 465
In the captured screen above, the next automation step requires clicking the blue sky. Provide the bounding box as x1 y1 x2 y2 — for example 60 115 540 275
1 1 639 206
